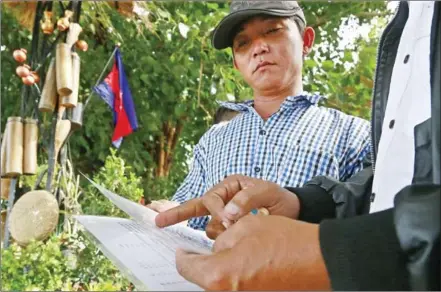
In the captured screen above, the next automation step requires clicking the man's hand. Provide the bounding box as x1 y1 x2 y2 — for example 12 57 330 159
155 175 300 238
175 215 331 290
146 199 180 213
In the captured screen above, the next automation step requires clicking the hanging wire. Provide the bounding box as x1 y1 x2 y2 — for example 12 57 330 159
29 84 42 119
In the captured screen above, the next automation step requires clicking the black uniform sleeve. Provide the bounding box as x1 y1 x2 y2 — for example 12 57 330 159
286 166 374 223
286 184 335 223
318 184 440 291
319 208 409 290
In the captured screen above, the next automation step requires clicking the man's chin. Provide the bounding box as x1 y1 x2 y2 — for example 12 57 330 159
253 80 283 93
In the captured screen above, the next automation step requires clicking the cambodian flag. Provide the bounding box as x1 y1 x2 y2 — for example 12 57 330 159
93 48 138 148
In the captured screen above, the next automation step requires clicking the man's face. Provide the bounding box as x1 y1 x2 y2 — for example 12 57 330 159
232 16 304 93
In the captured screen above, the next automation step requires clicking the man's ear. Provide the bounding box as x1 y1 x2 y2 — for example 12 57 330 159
302 27 315 56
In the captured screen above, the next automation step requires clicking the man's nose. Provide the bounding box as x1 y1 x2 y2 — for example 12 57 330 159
252 38 269 58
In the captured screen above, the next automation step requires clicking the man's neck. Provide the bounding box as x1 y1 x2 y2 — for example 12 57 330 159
253 84 303 120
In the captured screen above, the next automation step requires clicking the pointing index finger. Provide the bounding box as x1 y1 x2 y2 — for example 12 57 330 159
155 198 209 227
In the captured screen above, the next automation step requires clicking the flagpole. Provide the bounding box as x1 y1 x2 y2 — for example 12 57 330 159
82 44 119 111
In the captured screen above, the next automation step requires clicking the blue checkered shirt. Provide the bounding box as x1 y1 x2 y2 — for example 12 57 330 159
172 92 371 230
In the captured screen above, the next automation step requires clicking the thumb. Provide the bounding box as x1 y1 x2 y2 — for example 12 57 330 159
223 185 271 222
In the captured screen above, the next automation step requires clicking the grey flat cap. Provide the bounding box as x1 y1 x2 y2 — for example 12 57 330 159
212 1 306 50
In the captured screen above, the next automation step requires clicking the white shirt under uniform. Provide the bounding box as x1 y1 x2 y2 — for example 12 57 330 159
370 1 435 213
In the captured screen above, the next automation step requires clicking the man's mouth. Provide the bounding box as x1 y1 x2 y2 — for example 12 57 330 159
254 61 274 73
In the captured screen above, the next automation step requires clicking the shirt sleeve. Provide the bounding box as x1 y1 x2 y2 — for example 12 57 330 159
339 117 371 181
171 136 211 230
172 143 207 204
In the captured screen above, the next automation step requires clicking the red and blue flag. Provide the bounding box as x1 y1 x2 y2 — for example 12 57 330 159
93 47 138 148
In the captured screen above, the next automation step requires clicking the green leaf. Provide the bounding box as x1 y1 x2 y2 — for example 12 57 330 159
140 74 149 84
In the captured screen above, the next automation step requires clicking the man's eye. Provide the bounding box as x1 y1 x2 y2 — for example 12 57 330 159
265 28 281 34
236 40 249 48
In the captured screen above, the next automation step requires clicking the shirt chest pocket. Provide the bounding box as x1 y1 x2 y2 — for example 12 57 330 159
274 142 339 186
205 134 253 185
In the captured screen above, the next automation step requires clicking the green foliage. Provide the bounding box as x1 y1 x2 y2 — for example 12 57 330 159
321 36 378 119
0 8 32 127
80 148 144 217
19 163 48 191
1 199 7 211
1 237 68 291
61 232 131 291
1 233 130 291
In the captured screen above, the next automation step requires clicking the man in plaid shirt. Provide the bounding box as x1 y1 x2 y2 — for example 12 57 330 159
148 0 370 230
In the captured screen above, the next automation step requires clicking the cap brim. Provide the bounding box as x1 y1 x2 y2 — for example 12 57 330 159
212 9 300 50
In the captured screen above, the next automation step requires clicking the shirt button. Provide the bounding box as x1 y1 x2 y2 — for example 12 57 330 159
370 193 376 202
389 119 395 129
404 54 410 64
254 167 261 173
259 130 266 135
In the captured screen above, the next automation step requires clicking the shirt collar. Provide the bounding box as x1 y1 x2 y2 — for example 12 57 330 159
217 92 324 112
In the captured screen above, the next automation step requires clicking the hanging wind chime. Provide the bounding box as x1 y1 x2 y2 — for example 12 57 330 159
2 1 88 248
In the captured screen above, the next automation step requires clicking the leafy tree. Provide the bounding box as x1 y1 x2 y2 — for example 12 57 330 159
1 1 391 201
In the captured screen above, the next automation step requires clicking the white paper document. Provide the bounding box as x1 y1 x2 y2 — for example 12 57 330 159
74 177 213 291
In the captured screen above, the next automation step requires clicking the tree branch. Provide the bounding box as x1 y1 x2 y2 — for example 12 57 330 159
164 121 183 176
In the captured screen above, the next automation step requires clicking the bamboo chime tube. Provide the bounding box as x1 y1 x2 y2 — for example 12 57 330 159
39 58 57 112
70 102 83 130
56 43 73 96
0 128 8 177
66 23 82 48
23 118 38 175
61 52 80 108
5 117 23 177
58 95 66 119
1 178 10 199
